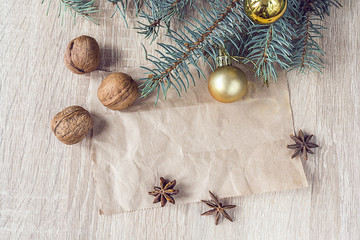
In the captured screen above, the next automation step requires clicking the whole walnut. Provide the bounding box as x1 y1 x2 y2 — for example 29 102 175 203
64 35 100 74
97 72 139 110
51 106 93 145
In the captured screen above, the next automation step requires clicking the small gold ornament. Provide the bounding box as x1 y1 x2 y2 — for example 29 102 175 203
244 0 287 25
208 50 248 103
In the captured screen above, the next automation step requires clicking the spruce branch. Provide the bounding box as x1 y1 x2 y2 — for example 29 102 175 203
296 12 325 73
140 0 245 102
240 12 294 83
43 0 99 24
287 0 340 73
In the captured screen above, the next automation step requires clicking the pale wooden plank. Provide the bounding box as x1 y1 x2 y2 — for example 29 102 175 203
287 2 360 239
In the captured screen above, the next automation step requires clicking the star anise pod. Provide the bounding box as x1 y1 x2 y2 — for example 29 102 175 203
201 191 236 225
287 129 319 160
148 177 179 207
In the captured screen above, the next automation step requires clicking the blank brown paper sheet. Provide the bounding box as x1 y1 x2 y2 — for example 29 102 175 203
88 67 308 214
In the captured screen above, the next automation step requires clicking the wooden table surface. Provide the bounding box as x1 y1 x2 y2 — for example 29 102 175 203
1 1 359 239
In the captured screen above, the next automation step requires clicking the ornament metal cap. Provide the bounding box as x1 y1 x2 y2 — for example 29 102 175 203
216 48 231 67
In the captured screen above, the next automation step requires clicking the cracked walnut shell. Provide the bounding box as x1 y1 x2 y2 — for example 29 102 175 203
64 35 100 74
97 72 139 110
51 106 93 145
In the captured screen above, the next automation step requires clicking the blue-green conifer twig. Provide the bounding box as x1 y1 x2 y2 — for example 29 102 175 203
288 0 341 73
135 0 194 43
139 0 246 103
107 0 142 26
43 0 99 25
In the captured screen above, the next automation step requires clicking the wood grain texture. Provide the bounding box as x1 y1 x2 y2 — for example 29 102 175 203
1 1 359 239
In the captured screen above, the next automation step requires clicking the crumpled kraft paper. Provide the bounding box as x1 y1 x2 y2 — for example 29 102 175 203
88 66 308 214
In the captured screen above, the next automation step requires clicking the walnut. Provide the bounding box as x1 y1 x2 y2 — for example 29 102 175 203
97 72 139 110
51 106 93 145
64 35 100 74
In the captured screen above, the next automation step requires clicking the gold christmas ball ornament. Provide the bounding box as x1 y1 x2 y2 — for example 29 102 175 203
97 72 139 110
51 106 93 145
208 65 248 103
244 0 287 25
64 35 100 74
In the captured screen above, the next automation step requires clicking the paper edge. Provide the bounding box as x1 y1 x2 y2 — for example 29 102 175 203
97 183 309 215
